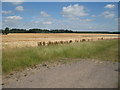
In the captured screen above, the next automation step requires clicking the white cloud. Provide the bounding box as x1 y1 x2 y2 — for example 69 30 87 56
101 11 115 18
15 6 24 11
42 21 52 25
33 21 39 24
62 4 88 19
0 22 2 29
5 16 23 22
40 11 50 17
11 2 23 5
2 10 12 14
91 15 96 17
83 19 92 22
105 4 115 9
89 26 95 29
3 15 23 28
3 16 117 31
2 0 24 5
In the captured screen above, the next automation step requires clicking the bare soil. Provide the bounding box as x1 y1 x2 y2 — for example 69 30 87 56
2 59 118 88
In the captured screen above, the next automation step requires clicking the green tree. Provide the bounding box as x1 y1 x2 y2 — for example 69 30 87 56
4 27 9 35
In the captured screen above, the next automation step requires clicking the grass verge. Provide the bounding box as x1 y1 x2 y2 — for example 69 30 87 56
3 39 118 74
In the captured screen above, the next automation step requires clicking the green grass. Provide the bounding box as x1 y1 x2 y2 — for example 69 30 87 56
3 39 118 74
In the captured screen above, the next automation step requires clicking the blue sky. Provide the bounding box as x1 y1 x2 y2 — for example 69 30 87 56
2 2 118 31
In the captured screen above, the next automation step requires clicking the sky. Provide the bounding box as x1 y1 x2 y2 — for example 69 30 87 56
2 2 118 32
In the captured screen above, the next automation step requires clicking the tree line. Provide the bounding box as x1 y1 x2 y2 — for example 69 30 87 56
1 27 120 35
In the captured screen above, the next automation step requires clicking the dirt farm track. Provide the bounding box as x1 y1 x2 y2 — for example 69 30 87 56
1 33 119 48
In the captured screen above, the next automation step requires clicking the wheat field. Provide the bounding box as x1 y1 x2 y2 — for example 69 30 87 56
2 33 118 48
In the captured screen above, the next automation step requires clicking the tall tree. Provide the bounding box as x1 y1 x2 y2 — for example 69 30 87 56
4 27 9 35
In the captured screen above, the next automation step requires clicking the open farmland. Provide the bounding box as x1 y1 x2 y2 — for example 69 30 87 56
2 33 119 48
2 33 119 88
2 39 119 88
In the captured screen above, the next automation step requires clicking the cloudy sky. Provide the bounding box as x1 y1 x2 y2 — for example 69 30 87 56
2 2 118 31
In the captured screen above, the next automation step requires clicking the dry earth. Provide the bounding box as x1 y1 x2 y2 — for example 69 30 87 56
2 59 118 88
